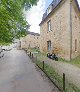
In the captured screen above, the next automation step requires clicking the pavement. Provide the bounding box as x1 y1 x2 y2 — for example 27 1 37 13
0 49 59 92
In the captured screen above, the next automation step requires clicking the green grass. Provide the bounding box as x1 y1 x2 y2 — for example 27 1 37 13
34 50 80 68
34 60 80 92
58 56 80 68
28 48 80 68
27 49 80 92
34 52 46 57
33 52 80 91
28 48 40 53
35 60 63 89
27 48 47 61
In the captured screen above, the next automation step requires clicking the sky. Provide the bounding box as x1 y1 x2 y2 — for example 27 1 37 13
24 0 80 34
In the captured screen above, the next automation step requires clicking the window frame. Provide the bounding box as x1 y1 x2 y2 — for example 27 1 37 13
47 20 51 32
47 40 51 51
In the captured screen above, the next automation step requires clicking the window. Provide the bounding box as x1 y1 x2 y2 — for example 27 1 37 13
47 5 52 15
75 39 77 51
47 41 51 51
47 20 51 32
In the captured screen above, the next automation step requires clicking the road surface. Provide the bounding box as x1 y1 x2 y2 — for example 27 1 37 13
0 49 59 92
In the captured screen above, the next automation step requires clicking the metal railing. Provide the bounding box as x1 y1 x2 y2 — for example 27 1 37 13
27 51 80 92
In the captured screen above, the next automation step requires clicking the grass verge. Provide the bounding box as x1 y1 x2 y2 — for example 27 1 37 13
26 49 80 91
33 50 80 68
34 60 80 92
58 56 80 68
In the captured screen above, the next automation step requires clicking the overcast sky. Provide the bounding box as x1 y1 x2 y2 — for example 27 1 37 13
24 0 80 33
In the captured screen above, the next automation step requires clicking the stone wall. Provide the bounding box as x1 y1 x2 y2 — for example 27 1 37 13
71 0 80 59
40 0 80 60
20 34 40 49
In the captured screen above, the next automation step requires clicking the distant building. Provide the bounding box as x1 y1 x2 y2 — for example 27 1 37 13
13 39 21 49
20 31 40 49
39 0 80 60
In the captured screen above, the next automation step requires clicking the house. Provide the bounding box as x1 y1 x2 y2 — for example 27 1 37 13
13 39 21 49
39 0 80 60
20 31 40 49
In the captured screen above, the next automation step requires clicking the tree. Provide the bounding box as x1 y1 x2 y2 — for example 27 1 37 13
0 0 38 43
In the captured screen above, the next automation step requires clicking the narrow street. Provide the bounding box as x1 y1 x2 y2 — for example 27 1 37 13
0 49 59 92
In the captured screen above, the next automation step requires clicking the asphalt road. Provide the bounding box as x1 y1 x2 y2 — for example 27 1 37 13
0 49 59 92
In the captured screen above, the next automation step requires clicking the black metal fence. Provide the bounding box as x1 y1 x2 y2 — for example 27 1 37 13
27 51 80 92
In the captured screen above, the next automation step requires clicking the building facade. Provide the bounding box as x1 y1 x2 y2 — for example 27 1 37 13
40 0 80 60
20 31 40 49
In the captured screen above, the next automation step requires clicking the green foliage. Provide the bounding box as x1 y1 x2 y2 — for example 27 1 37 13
0 0 38 43
0 42 12 46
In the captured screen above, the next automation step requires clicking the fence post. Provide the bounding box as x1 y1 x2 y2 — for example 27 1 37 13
30 52 31 57
63 73 65 91
36 56 37 61
43 61 44 70
32 54 33 58
26 49 27 53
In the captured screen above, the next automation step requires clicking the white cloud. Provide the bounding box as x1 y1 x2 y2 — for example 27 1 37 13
24 0 46 33
77 0 80 6
24 0 80 34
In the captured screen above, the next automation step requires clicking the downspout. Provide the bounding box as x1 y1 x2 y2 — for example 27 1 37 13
70 0 72 60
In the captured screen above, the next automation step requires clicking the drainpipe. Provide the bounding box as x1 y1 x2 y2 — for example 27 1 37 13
70 0 73 60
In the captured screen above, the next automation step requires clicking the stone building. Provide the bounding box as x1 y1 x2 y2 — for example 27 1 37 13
20 31 40 49
39 0 80 60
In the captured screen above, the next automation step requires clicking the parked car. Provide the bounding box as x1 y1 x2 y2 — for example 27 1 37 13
0 46 2 52
0 46 4 58
2 46 12 51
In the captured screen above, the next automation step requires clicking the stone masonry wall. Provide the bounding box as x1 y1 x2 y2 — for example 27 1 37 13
20 34 40 49
40 0 71 60
71 1 80 59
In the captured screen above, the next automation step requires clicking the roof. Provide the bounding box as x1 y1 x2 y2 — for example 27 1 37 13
27 31 40 36
74 0 80 12
39 0 80 26
39 0 62 25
